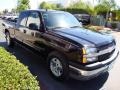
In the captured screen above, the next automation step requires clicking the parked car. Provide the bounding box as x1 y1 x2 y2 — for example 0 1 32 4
74 14 90 25
2 16 18 33
2 16 18 28
2 15 11 20
4 10 119 80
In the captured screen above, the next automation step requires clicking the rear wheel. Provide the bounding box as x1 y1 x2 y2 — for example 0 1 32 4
47 51 69 80
5 32 14 47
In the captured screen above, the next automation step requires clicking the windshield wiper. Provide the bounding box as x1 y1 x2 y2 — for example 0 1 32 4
70 26 82 28
51 27 65 29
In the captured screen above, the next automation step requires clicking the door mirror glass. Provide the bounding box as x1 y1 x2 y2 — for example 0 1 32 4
13 19 17 23
29 23 38 30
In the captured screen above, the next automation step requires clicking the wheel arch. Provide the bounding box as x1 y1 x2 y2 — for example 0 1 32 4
45 46 68 60
5 29 9 34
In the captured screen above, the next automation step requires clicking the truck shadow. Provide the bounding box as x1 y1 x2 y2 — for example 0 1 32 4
0 42 109 90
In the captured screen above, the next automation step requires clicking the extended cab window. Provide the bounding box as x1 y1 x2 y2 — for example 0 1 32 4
27 12 40 30
18 12 28 27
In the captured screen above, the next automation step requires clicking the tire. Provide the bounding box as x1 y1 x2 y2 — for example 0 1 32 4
5 32 14 47
47 51 69 80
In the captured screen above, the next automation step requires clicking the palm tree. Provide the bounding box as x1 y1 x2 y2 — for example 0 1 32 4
98 0 116 20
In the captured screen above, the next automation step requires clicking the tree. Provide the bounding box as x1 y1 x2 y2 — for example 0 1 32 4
39 2 57 9
56 4 63 9
17 0 30 12
69 1 96 15
69 0 117 18
11 9 17 13
3 9 8 14
115 10 120 21
40 2 46 9
97 0 116 20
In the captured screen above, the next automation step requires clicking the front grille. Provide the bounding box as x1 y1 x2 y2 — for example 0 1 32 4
98 49 115 61
97 41 115 61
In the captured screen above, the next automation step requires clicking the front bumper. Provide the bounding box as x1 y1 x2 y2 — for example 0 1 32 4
69 49 119 80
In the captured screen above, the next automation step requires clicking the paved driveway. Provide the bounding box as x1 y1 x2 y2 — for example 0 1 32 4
0 20 120 90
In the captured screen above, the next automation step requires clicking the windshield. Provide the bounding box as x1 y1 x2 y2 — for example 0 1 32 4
42 12 82 29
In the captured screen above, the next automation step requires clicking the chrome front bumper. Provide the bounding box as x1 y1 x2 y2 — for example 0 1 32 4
69 49 119 80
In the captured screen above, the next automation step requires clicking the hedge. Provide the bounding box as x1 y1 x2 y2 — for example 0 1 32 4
84 25 104 31
111 22 117 29
0 47 40 90
57 8 89 14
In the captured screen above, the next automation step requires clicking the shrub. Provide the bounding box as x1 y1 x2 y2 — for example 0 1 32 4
84 25 104 31
58 8 89 14
111 22 117 29
0 47 40 90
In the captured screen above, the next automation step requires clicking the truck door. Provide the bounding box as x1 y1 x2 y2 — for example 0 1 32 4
23 11 45 51
15 12 29 42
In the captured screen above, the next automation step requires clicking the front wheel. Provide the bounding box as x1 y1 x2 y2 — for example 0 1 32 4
5 32 14 47
47 51 69 80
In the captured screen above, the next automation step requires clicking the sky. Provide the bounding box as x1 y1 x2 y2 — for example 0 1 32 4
0 0 120 12
0 0 60 11
0 0 17 11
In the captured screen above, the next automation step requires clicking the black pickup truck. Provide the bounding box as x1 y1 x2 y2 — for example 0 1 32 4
4 10 119 80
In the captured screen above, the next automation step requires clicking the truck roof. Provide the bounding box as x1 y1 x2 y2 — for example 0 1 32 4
21 9 66 14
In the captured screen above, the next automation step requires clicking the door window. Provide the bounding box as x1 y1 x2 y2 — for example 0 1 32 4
27 12 41 30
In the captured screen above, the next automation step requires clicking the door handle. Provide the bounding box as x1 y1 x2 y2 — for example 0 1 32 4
23 30 26 33
31 32 34 36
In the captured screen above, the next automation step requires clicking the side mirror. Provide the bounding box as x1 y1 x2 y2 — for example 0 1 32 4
29 23 39 30
2 23 5 26
13 20 17 23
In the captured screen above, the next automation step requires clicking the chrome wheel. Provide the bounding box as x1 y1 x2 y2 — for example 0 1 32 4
50 58 63 77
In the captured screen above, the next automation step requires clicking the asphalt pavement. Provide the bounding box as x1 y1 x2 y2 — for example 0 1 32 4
0 19 120 90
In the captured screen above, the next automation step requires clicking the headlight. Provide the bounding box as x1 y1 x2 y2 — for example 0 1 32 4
86 48 97 54
82 47 98 63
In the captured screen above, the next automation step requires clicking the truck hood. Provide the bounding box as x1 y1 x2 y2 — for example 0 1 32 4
53 27 114 47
